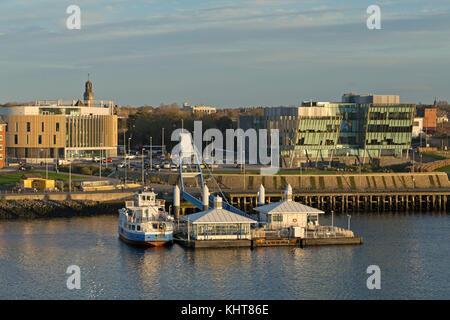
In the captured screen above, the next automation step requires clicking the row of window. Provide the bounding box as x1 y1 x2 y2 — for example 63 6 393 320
6 122 60 133
13 134 57 145
126 224 141 231
367 125 413 133
191 224 250 236
369 112 412 120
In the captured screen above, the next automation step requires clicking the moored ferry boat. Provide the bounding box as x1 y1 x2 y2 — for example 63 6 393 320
118 189 174 247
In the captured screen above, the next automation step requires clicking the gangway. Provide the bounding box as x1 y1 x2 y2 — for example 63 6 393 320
177 132 251 218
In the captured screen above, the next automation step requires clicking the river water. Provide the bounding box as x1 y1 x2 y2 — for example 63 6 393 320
0 213 448 299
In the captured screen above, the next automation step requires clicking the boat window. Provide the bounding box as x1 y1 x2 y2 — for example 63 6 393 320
136 225 141 231
132 225 135 231
152 223 158 229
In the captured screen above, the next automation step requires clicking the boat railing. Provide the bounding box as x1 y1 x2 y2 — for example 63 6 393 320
251 229 291 239
304 226 354 239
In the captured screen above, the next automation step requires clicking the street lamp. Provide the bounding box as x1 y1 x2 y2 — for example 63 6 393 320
141 148 145 186
331 210 334 229
69 155 72 193
99 147 102 180
150 136 153 171
128 137 131 169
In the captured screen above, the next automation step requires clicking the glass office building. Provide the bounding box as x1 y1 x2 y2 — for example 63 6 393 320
239 94 415 166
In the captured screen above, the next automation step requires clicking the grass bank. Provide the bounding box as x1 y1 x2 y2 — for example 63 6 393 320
0 171 84 186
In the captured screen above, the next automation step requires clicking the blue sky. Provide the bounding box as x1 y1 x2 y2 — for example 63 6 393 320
1 0 449 107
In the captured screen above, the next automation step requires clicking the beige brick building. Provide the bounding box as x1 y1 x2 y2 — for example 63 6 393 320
0 80 118 162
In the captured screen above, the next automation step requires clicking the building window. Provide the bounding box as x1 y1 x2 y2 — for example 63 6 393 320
42 122 44 132
15 122 18 132
0 154 3 160
27 122 31 132
38 135 42 144
56 122 60 132
271 214 283 222
0 145 3 150
0 135 2 141
26 136 29 145
14 135 18 144
53 135 56 145
5 123 8 132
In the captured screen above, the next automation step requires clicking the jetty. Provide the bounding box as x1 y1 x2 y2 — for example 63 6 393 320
174 184 363 249
227 189 450 213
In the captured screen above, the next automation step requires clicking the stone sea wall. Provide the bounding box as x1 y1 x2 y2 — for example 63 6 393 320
0 199 123 219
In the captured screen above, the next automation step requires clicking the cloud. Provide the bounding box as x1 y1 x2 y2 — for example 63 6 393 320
0 0 449 106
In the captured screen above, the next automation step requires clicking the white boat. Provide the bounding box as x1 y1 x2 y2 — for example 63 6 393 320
118 189 174 247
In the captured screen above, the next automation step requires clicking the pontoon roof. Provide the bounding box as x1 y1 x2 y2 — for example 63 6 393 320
182 208 257 224
254 200 324 215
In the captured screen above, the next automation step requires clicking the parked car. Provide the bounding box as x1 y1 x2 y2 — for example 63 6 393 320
19 164 34 171
92 156 101 162
117 162 127 168
125 154 137 160
102 157 113 163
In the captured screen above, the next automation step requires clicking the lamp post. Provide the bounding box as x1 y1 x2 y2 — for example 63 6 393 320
123 130 127 186
347 214 351 230
331 210 334 229
242 147 246 190
150 137 153 171
412 148 415 189
69 156 72 193
99 148 102 180
161 128 165 156
141 148 145 186
128 137 131 169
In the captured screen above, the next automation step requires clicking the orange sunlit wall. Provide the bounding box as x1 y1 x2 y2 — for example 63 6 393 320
423 108 437 132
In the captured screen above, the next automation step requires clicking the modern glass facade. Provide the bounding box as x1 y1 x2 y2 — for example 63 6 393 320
239 101 415 165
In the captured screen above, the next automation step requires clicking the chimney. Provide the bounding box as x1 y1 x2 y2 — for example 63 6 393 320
258 184 265 206
202 185 210 211
173 185 180 219
214 196 223 209
284 184 293 201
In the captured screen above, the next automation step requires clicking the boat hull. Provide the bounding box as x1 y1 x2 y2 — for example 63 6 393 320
119 234 172 247
118 227 173 247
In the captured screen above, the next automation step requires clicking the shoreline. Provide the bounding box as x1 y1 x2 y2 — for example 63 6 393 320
0 199 123 220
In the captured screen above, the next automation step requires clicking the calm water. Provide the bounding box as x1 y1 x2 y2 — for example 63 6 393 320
0 213 449 300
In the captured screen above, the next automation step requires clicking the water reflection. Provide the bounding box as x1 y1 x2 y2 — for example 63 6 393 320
0 213 449 299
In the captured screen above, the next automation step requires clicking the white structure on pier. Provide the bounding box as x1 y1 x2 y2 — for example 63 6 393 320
254 184 324 229
182 196 257 240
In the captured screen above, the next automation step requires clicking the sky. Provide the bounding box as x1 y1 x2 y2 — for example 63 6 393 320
0 0 449 107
